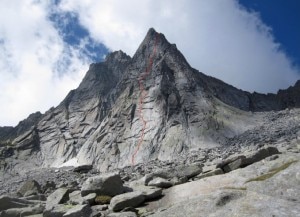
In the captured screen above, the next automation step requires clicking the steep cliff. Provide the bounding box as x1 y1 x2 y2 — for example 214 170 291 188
1 28 299 174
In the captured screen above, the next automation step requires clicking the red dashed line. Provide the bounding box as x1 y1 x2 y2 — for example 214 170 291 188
131 33 159 166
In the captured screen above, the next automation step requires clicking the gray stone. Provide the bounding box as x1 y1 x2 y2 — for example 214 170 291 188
91 205 108 217
216 147 280 173
216 155 246 170
170 176 188 185
73 165 93 173
81 173 124 197
17 180 41 197
195 168 224 180
46 188 69 210
0 204 44 217
43 204 69 217
148 178 172 188
83 193 97 205
69 191 84 205
243 146 280 166
143 163 202 186
107 212 137 217
109 192 145 212
142 153 300 217
26 214 43 217
202 165 217 173
22 194 47 201
222 157 246 173
91 205 108 211
0 196 38 211
130 185 162 201
175 163 203 179
63 204 92 217
42 181 56 194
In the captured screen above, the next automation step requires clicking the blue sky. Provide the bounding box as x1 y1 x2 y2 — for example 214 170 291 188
48 8 108 65
0 0 299 126
239 0 300 68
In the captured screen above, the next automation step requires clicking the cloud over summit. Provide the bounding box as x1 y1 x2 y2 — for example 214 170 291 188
60 0 299 92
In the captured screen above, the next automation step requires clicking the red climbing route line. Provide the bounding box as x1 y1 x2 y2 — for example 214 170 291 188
131 33 159 165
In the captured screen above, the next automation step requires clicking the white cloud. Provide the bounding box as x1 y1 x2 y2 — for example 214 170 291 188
60 0 299 93
0 0 91 126
0 0 299 126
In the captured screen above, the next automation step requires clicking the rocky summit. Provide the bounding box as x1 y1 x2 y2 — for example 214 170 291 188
0 28 299 216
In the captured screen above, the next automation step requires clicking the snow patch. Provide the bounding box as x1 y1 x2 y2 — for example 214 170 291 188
58 158 80 168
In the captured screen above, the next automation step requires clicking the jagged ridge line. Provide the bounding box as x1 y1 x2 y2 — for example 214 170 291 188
131 33 159 165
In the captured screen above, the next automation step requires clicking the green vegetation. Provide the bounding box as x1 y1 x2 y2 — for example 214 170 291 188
246 160 298 183
65 109 69 120
64 204 75 209
222 186 247 191
95 195 112 204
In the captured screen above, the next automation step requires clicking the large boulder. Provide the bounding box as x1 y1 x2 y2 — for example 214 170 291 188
222 156 247 173
69 191 96 205
63 204 92 217
46 188 69 210
0 196 38 211
217 147 280 172
69 191 84 205
109 192 145 212
107 212 137 217
148 178 172 188
17 180 42 197
43 204 69 217
243 146 280 166
143 163 202 186
81 173 124 197
90 205 108 217
0 204 44 217
130 185 162 201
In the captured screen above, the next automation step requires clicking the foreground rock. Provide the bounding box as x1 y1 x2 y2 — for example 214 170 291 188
143 163 202 186
69 191 96 205
0 195 44 216
217 146 280 172
17 180 42 197
148 178 172 188
81 173 124 197
107 212 137 217
110 191 145 212
0 196 40 211
0 204 44 217
63 204 92 217
143 153 300 216
46 188 69 210
129 185 162 201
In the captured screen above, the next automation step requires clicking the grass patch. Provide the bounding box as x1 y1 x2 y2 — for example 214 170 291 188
64 204 75 209
95 195 112 205
222 186 247 191
246 160 298 183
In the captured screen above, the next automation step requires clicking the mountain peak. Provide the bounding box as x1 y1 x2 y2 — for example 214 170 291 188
132 28 174 63
104 50 131 63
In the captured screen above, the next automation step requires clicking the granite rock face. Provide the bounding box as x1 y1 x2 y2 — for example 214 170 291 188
81 173 124 197
0 28 300 176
